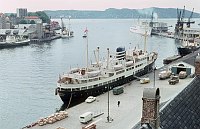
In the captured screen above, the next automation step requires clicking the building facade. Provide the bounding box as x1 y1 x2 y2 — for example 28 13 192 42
0 13 6 29
16 8 28 18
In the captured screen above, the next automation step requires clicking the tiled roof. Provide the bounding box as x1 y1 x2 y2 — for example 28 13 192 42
160 76 200 129
24 16 39 19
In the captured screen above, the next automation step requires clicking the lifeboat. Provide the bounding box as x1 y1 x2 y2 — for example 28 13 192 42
86 70 101 78
113 64 123 71
126 61 133 67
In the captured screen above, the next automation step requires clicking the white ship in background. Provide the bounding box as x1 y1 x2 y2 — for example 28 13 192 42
130 20 152 36
130 12 168 35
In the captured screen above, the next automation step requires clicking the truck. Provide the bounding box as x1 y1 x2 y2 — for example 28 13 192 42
179 71 187 79
168 75 179 85
158 70 171 80
113 86 124 95
79 112 93 124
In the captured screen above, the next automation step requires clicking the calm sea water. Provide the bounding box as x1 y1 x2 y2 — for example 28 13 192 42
0 19 199 129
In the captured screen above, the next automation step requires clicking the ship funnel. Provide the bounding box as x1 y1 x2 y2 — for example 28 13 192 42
116 47 126 60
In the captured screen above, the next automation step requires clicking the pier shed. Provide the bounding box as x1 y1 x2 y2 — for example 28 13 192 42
169 61 195 76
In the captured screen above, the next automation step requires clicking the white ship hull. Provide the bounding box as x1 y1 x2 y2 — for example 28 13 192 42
130 25 152 36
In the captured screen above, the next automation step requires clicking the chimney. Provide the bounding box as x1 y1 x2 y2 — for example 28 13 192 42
141 88 160 129
195 53 200 76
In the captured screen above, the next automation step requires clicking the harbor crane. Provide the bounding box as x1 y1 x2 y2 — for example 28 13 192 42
175 6 195 36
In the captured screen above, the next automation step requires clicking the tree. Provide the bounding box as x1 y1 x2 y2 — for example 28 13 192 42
19 20 27 24
36 11 50 23
30 20 36 24
28 11 50 23
10 13 16 17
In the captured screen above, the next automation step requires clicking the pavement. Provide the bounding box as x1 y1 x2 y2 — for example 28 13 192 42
28 64 194 129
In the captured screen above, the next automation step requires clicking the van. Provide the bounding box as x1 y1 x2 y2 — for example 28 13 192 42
79 112 93 124
113 86 124 95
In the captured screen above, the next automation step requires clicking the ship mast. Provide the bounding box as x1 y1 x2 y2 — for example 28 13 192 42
83 28 88 72
94 47 100 68
107 48 110 69
68 16 71 36
144 22 148 52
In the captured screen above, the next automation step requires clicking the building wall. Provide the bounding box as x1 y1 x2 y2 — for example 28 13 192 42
16 8 28 18
5 23 11 29
0 14 6 29
36 23 43 39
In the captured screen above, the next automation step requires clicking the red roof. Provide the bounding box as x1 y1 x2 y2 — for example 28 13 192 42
0 13 4 16
24 16 40 19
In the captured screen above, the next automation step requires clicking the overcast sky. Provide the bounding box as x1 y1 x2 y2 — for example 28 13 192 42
0 0 199 13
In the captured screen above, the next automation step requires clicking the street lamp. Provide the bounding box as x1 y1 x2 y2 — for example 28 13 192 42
107 83 113 123
107 84 110 122
154 66 157 88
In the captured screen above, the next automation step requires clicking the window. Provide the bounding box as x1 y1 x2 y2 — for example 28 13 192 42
81 87 87 90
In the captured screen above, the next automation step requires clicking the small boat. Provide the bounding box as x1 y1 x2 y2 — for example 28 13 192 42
0 35 30 49
60 16 74 38
163 55 182 64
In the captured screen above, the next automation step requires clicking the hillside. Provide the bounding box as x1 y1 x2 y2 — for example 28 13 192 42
44 7 200 19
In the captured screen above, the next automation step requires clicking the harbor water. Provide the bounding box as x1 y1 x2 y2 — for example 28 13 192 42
0 19 199 129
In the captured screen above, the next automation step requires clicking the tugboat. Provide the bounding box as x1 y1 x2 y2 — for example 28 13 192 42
55 30 157 105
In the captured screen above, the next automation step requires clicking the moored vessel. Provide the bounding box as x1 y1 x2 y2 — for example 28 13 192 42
163 55 181 64
56 30 157 106
130 21 152 36
177 37 200 56
0 35 30 49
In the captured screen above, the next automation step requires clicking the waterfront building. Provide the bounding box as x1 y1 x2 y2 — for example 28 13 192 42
0 13 6 29
36 23 43 39
16 8 28 18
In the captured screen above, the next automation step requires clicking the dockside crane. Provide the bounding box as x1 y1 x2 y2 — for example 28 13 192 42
174 6 195 36
187 8 195 28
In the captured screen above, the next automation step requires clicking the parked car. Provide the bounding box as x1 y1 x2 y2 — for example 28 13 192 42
85 96 96 103
113 86 124 95
140 78 150 84
168 76 179 85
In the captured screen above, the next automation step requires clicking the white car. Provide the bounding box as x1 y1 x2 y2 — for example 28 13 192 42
85 96 96 103
140 78 150 84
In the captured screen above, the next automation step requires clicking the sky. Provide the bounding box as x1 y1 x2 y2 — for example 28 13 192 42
0 0 199 13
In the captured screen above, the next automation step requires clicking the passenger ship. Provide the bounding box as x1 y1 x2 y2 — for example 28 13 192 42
56 32 157 105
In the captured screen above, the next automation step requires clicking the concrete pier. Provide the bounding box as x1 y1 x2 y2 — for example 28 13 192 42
27 60 195 129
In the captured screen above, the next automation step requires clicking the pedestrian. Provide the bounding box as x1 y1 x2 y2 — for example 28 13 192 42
117 100 120 107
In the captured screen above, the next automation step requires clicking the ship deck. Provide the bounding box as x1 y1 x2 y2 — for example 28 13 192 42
28 62 194 129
